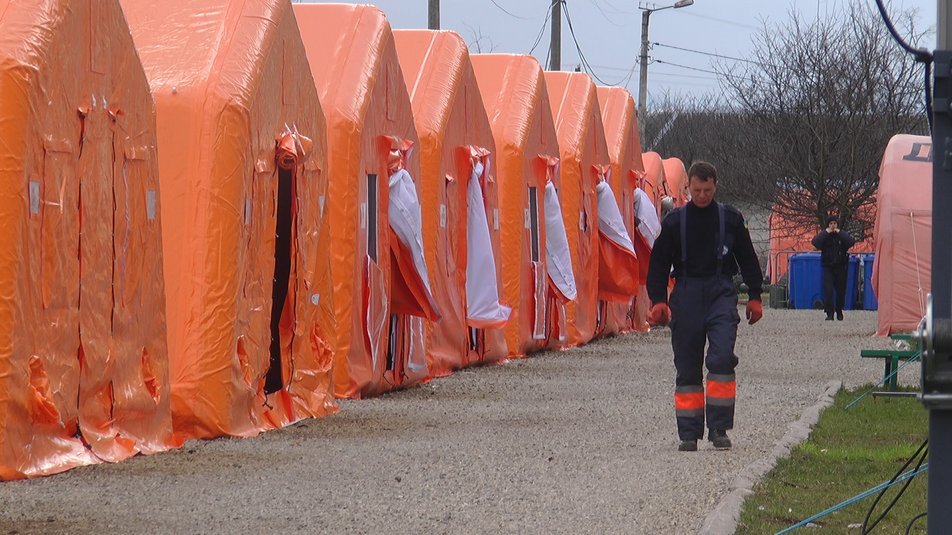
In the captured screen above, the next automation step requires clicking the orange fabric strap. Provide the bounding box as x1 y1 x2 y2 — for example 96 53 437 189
674 391 705 410
706 379 736 399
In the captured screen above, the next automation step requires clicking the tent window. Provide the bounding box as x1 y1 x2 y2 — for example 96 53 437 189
266 167 294 395
528 186 540 262
367 173 378 261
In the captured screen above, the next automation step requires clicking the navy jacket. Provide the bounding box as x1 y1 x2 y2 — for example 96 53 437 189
811 229 855 267
646 201 764 304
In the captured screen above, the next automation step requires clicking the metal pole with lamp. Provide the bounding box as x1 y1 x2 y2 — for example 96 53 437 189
919 2 952 532
915 2 952 532
638 0 693 144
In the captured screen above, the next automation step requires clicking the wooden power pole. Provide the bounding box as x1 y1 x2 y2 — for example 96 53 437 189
428 0 439 30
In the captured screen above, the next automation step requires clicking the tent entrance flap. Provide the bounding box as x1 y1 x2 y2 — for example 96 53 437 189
595 180 640 301
465 160 511 329
266 167 294 395
543 181 577 302
388 168 439 320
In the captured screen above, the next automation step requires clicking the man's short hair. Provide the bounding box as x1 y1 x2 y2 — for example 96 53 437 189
687 161 717 183
826 215 838 225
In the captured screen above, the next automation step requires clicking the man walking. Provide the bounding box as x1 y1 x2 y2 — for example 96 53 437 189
811 215 856 321
645 161 764 452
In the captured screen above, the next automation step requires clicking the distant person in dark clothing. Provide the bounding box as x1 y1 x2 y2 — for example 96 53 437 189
811 215 856 321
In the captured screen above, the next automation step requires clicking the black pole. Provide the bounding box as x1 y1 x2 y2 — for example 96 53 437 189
428 0 439 30
549 0 561 71
927 2 952 532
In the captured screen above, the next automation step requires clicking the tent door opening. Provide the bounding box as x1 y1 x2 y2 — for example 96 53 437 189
265 167 294 395
386 314 399 371
469 326 485 358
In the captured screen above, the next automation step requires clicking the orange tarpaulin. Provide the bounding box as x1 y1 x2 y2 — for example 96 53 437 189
597 86 652 334
296 4 434 397
124 0 337 439
0 0 176 479
643 151 669 218
472 54 569 357
662 157 689 207
545 72 631 346
394 30 510 375
873 134 932 335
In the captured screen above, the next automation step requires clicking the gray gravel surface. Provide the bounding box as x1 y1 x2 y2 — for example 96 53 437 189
0 309 903 534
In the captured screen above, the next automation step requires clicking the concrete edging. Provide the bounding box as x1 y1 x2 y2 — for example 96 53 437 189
698 380 842 534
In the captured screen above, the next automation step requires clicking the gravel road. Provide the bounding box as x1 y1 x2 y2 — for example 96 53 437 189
0 309 902 534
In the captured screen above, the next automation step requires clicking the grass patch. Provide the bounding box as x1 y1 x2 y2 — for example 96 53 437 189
736 387 928 534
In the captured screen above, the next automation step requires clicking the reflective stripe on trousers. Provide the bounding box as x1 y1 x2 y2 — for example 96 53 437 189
670 275 739 440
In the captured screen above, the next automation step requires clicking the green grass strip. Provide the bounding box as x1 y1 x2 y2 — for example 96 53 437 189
736 387 928 534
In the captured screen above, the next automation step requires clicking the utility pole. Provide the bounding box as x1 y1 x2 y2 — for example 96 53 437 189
922 2 952 533
638 9 651 143
428 0 439 30
549 0 561 71
636 1 693 146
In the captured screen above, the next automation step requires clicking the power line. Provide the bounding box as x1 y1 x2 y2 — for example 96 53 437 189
586 63 718 81
675 9 761 31
653 59 753 83
488 0 534 20
652 41 763 66
528 1 557 55
589 0 627 27
562 0 636 86
646 70 719 81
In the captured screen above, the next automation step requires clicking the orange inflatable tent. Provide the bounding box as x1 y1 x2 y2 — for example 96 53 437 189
471 54 576 356
0 0 175 479
124 0 336 439
597 86 657 334
662 157 690 206
544 72 638 345
394 30 511 375
643 151 670 218
296 4 438 398
873 134 932 335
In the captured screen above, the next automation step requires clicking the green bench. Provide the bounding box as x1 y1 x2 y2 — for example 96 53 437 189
859 334 920 390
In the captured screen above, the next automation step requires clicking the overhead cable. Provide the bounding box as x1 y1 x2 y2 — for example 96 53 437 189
651 41 763 66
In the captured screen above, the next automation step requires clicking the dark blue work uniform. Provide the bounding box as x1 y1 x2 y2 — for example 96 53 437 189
646 201 763 441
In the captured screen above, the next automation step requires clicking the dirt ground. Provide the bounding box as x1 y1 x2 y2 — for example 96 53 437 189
0 309 901 534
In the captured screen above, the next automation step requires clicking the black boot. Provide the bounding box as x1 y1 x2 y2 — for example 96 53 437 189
836 311 844 321
709 429 732 450
678 439 698 452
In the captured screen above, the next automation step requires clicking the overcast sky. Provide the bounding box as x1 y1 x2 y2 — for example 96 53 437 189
299 0 937 104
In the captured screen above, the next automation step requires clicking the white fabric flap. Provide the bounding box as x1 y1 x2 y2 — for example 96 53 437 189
388 168 435 300
544 181 577 300
634 187 661 247
595 181 635 252
466 165 512 324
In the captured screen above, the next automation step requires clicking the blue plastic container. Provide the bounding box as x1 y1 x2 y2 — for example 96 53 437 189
845 255 859 311
860 253 878 310
788 252 859 310
788 253 823 310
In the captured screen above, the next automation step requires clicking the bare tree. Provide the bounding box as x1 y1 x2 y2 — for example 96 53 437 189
463 23 499 54
712 3 929 240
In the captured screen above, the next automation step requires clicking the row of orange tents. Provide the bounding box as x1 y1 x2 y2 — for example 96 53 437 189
0 0 690 479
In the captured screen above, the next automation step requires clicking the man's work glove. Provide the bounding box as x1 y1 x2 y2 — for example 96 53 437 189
746 299 763 325
647 303 671 327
